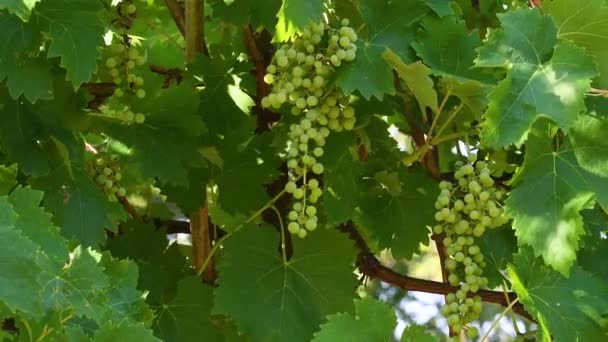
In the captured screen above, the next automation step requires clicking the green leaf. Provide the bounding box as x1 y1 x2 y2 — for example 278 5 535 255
99 253 154 325
42 173 127 246
275 0 324 41
0 164 17 195
335 0 430 99
423 0 453 17
210 0 281 29
320 132 361 225
214 225 357 342
505 122 608 276
509 248 608 342
154 277 220 342
0 0 41 20
478 226 517 288
355 168 438 259
400 324 439 342
39 247 109 321
545 0 608 87
0 197 44 315
384 49 439 114
8 186 68 260
36 0 105 88
569 115 608 177
476 9 597 148
0 15 53 102
578 209 608 279
312 298 396 342
411 15 491 116
94 321 160 342
0 100 51 176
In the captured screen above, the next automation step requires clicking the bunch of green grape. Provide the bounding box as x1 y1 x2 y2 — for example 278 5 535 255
262 19 358 237
433 157 508 338
87 153 127 202
98 1 147 124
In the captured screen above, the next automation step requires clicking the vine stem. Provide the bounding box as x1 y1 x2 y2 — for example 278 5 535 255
427 90 452 138
433 102 464 140
270 205 288 262
480 298 520 342
196 187 289 276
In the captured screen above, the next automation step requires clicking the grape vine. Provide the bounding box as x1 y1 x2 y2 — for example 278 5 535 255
434 157 509 338
262 19 359 238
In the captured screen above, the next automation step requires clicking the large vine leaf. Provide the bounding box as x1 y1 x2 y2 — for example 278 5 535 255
335 0 430 99
412 15 491 116
214 225 357 342
384 49 439 115
0 0 42 21
154 277 220 342
0 100 51 176
93 321 160 342
476 9 597 148
0 164 17 195
509 248 608 341
569 115 608 177
41 173 127 247
0 15 53 102
505 121 608 276
312 298 397 342
0 196 44 315
355 168 438 259
35 0 105 88
320 132 362 225
275 0 324 41
545 0 608 87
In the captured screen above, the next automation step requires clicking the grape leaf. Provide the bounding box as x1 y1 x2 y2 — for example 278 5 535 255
478 226 517 288
506 121 608 276
0 164 17 195
0 100 51 176
0 197 44 315
423 0 453 17
36 0 105 88
94 321 160 342
41 173 127 246
312 298 396 342
411 15 491 116
400 324 439 342
8 186 68 261
99 254 154 325
578 209 608 279
275 0 324 41
475 9 597 148
545 0 608 87
214 225 357 342
509 248 608 342
335 0 430 99
154 277 220 342
569 115 608 177
210 0 281 29
0 0 41 20
0 15 53 102
384 49 439 114
320 132 362 225
355 168 438 259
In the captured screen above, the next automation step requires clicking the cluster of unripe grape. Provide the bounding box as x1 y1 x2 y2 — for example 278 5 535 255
98 1 147 124
87 153 127 202
263 19 358 237
434 157 508 338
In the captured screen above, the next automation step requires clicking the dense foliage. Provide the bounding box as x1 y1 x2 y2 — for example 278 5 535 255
0 0 607 341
